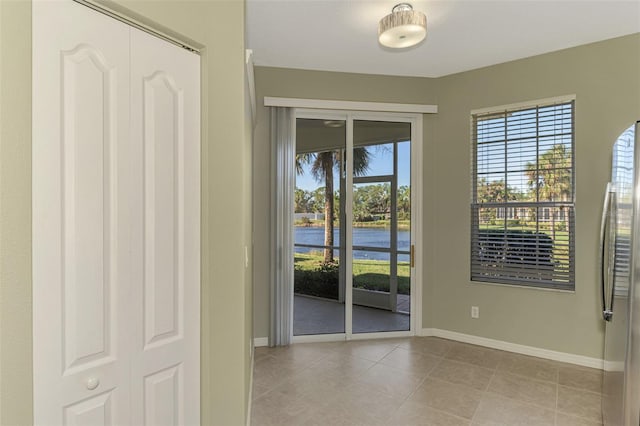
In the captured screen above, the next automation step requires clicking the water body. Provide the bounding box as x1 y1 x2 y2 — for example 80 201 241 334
294 226 410 261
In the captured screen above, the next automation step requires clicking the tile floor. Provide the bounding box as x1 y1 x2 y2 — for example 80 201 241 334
250 337 603 426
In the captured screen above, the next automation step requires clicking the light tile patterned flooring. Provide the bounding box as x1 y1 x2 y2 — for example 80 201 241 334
251 337 603 426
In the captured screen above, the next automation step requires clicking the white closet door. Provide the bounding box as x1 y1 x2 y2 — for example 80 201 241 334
34 1 201 425
33 1 132 424
128 28 201 426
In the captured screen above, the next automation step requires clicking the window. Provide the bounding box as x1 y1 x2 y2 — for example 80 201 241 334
471 99 575 289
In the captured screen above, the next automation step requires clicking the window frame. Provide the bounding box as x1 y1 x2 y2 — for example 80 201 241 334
470 96 576 290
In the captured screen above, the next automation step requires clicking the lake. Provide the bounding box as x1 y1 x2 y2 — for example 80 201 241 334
294 226 410 261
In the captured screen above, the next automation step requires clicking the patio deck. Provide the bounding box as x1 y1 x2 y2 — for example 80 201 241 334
294 294 411 336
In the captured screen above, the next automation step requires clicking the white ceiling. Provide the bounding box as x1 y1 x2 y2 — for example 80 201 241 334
246 0 640 78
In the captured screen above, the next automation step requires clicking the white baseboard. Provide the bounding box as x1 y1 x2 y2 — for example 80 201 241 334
421 328 604 370
254 337 269 347
418 328 436 337
255 330 604 370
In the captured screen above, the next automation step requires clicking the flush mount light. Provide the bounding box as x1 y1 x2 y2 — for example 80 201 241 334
323 120 345 128
378 3 427 49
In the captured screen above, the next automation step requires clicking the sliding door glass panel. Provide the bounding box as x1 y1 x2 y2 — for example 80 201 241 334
352 120 411 333
293 118 346 335
397 140 412 314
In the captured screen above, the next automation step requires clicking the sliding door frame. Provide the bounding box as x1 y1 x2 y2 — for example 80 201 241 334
292 108 423 343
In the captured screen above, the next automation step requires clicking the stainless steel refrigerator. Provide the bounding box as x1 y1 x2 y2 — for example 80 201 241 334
602 121 640 426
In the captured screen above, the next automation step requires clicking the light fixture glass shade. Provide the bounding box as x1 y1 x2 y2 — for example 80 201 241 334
323 120 345 128
378 3 427 49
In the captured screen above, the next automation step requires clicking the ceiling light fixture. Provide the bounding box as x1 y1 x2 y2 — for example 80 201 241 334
323 120 345 128
378 3 427 49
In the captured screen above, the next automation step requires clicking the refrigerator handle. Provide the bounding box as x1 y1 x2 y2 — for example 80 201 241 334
600 182 614 321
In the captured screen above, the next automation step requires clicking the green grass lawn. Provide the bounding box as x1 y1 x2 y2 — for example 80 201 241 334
294 219 410 230
294 252 410 298
353 219 411 230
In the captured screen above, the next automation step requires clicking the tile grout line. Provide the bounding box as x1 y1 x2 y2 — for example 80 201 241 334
555 378 560 420
382 347 451 424
468 357 500 424
480 357 563 413
481 388 558 413
557 383 604 396
425 405 475 426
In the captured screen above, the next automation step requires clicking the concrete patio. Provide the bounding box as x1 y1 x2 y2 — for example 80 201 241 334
294 294 411 335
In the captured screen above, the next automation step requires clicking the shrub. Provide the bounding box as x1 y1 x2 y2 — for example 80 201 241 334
298 216 312 226
294 261 340 300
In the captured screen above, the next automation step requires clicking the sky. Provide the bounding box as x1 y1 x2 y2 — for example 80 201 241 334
475 103 573 194
295 140 411 192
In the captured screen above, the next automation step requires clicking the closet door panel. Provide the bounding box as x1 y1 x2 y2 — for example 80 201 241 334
129 27 201 426
61 44 116 371
63 392 114 426
33 1 132 424
143 364 183 426
142 72 183 347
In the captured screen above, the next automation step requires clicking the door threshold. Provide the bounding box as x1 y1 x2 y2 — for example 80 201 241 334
292 330 414 344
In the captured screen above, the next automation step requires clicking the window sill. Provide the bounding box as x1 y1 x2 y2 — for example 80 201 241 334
470 278 575 294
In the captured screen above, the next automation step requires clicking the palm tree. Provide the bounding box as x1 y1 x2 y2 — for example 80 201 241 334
296 148 370 263
398 185 411 220
526 144 571 239
476 178 517 223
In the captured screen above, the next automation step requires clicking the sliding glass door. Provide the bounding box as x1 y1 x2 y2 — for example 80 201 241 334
293 111 419 339
293 117 346 335
352 120 412 333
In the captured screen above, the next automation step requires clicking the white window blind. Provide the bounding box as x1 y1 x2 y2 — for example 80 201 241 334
471 100 575 289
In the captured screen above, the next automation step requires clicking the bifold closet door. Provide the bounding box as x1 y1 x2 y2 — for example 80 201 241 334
33 1 200 424
33 1 132 424
128 27 201 426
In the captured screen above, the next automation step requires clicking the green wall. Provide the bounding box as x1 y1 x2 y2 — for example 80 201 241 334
433 34 640 358
0 1 32 424
252 34 640 359
0 1 253 425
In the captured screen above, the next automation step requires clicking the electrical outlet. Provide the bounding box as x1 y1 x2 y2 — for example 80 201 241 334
471 306 479 319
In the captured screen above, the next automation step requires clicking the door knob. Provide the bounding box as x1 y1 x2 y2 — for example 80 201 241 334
86 377 100 390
